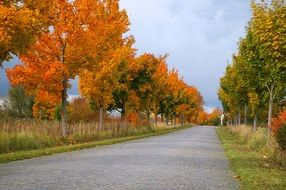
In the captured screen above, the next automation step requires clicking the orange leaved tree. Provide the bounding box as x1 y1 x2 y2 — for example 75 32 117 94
7 0 129 136
133 53 169 124
0 0 43 65
162 69 186 124
79 36 135 128
176 85 204 125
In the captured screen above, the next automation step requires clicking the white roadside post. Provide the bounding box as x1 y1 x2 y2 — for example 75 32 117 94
220 113 225 126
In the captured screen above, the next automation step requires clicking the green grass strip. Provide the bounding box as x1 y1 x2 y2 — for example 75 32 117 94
0 125 190 164
216 127 286 190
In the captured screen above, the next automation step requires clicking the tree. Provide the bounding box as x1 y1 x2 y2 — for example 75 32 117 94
109 59 131 119
6 0 130 136
80 63 116 128
79 43 135 128
219 64 241 125
149 55 169 125
160 69 186 125
219 0 286 132
218 88 232 125
207 108 222 126
132 53 169 124
4 86 34 118
176 85 204 125
100 41 136 120
250 0 286 130
79 3 133 127
67 97 98 123
238 32 268 131
0 0 53 66
185 86 204 124
232 54 250 125
197 111 208 125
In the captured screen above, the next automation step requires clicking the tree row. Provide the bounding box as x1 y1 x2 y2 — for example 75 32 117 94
1 0 205 136
219 0 286 131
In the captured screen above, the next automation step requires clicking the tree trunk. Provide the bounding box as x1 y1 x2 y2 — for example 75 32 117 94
155 113 158 126
61 76 68 137
147 112 151 124
234 115 237 126
244 104 247 126
99 106 104 129
238 109 241 125
166 116 169 126
180 114 183 125
267 83 276 134
253 112 258 132
196 112 199 124
267 93 273 133
121 106 126 120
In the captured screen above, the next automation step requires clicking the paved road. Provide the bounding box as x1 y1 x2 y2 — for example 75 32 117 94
0 126 238 190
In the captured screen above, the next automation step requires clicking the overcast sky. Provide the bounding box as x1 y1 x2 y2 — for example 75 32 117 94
0 0 251 110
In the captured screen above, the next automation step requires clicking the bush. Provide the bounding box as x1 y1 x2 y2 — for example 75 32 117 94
271 110 286 134
276 124 286 151
68 98 98 123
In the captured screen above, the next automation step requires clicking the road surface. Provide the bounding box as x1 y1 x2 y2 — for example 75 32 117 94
0 126 238 190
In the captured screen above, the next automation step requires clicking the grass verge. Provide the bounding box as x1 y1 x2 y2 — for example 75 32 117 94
0 125 190 164
216 127 286 190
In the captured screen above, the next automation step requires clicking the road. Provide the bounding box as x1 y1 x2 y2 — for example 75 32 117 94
0 126 238 190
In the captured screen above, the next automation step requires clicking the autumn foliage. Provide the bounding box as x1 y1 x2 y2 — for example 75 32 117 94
219 0 286 131
3 0 207 136
68 97 98 123
271 111 286 134
0 0 42 64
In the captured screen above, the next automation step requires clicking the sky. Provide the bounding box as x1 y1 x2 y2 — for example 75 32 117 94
0 0 251 110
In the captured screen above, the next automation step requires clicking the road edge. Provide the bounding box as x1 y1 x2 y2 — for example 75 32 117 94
0 125 191 164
